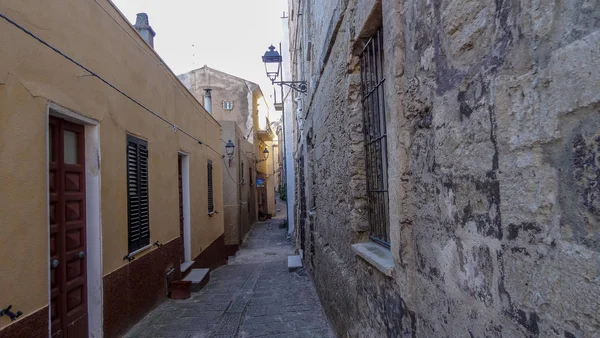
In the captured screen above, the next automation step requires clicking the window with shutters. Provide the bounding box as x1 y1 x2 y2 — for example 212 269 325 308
207 160 214 213
126 135 150 253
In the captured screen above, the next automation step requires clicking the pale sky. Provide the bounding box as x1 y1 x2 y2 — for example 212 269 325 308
112 0 287 105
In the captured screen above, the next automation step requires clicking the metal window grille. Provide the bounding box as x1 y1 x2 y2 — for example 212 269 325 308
207 160 214 213
126 135 150 253
360 28 390 247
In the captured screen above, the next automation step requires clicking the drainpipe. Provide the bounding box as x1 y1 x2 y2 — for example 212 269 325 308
204 89 212 114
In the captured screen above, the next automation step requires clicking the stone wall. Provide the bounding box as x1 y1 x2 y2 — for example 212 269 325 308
289 0 600 336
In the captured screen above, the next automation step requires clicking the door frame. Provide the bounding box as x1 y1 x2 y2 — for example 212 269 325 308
46 103 102 337
178 151 192 262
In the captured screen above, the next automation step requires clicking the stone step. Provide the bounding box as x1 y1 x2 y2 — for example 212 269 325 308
180 261 195 273
287 255 302 272
182 268 210 292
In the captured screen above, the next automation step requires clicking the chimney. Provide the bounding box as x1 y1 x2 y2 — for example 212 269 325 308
204 89 212 114
134 13 156 48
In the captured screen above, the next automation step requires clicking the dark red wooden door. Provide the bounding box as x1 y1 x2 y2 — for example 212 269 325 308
49 116 88 338
178 155 185 262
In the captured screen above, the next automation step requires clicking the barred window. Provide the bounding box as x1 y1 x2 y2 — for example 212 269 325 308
360 28 390 247
126 135 150 252
207 160 214 213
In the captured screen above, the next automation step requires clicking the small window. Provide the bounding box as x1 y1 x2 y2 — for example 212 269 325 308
207 160 214 213
126 135 150 253
223 101 234 110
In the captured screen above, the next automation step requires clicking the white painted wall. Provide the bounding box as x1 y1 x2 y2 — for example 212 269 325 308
179 152 191 262
281 15 295 236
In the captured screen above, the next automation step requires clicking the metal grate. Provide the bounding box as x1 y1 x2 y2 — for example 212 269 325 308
360 28 390 247
208 160 214 213
126 135 150 253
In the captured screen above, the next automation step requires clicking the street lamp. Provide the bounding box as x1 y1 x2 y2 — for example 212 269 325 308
261 45 307 93
225 139 235 166
255 147 270 164
262 45 282 82
225 140 235 158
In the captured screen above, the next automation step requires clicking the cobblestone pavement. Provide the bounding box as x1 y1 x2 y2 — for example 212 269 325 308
124 202 333 338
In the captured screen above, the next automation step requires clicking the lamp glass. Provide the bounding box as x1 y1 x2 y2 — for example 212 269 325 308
262 45 282 82
225 139 235 158
263 148 269 160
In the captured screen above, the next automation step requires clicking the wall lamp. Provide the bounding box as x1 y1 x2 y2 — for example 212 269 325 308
225 139 235 166
262 45 307 93
255 148 269 164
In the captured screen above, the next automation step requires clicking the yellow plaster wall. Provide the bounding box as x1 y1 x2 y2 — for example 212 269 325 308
0 0 223 329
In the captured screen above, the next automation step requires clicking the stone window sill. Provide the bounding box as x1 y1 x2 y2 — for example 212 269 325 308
351 242 394 277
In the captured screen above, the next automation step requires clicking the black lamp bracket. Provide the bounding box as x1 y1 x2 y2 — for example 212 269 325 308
272 80 307 93
0 305 23 321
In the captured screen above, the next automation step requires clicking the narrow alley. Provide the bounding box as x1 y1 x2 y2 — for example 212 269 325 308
1 0 599 337
124 202 333 338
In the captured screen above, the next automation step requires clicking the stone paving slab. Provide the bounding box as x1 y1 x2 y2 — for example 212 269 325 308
124 211 333 338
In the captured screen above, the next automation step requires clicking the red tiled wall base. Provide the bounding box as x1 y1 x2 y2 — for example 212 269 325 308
191 234 227 270
103 238 182 338
0 235 228 338
225 244 239 258
0 307 48 338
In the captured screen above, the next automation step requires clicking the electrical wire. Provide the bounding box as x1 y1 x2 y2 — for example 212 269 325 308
0 11 223 157
222 157 243 184
92 0 218 127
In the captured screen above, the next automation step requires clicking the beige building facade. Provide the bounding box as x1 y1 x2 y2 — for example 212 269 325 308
288 0 600 337
179 67 278 219
221 121 257 253
0 2 226 337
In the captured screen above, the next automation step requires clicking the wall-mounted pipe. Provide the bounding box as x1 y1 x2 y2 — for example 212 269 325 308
204 89 212 114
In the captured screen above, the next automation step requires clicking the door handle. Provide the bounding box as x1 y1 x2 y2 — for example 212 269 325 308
75 251 85 260
51 259 59 269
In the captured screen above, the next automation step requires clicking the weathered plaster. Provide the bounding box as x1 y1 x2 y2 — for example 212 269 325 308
289 0 600 336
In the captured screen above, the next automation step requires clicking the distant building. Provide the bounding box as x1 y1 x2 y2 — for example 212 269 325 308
178 67 278 222
178 66 257 142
